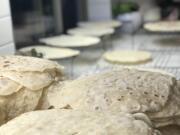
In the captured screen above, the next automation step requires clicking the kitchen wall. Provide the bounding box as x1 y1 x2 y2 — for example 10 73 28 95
0 0 15 55
87 0 112 21
86 0 158 21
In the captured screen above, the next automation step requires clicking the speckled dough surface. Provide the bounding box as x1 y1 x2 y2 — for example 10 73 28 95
0 56 64 125
0 56 63 72
48 68 180 127
0 109 160 135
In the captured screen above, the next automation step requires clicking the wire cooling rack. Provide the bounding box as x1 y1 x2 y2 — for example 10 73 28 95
135 34 180 52
90 48 180 79
59 33 180 79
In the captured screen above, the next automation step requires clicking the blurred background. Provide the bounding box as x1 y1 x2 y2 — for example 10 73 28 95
3 0 180 47
0 0 180 78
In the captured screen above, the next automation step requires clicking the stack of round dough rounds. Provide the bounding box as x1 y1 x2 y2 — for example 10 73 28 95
19 46 80 59
0 56 63 125
144 21 180 32
40 35 100 48
0 109 160 135
103 50 152 64
67 27 115 37
47 68 180 127
78 20 122 28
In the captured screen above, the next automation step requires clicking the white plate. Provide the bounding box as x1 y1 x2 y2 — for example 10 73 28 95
67 27 115 37
144 21 180 32
40 35 101 48
78 20 122 28
19 46 80 59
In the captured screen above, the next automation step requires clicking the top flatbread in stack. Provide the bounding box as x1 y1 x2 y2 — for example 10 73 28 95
48 68 180 127
0 56 63 125
0 109 160 135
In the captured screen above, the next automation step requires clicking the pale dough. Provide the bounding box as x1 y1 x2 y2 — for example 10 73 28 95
0 109 160 135
78 20 122 28
144 21 180 32
103 50 152 64
47 68 177 127
0 56 63 124
67 27 115 37
19 46 80 59
40 35 100 47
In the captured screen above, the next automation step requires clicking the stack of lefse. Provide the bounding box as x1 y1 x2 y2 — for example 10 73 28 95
0 56 179 135
0 56 158 135
0 56 64 124
47 68 180 132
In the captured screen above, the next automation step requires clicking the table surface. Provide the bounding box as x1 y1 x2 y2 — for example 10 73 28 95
56 31 180 80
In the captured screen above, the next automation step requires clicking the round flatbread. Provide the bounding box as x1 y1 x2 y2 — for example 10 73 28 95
67 27 115 37
19 46 80 59
48 68 174 113
103 50 152 64
0 109 159 135
78 20 122 28
40 35 100 48
47 68 178 127
0 56 63 72
144 21 180 32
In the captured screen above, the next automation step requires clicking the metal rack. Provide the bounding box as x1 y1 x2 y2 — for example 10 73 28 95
138 37 180 52
91 65 180 78
91 34 180 80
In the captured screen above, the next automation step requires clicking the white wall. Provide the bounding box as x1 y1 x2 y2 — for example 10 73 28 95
87 0 112 21
0 0 15 55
